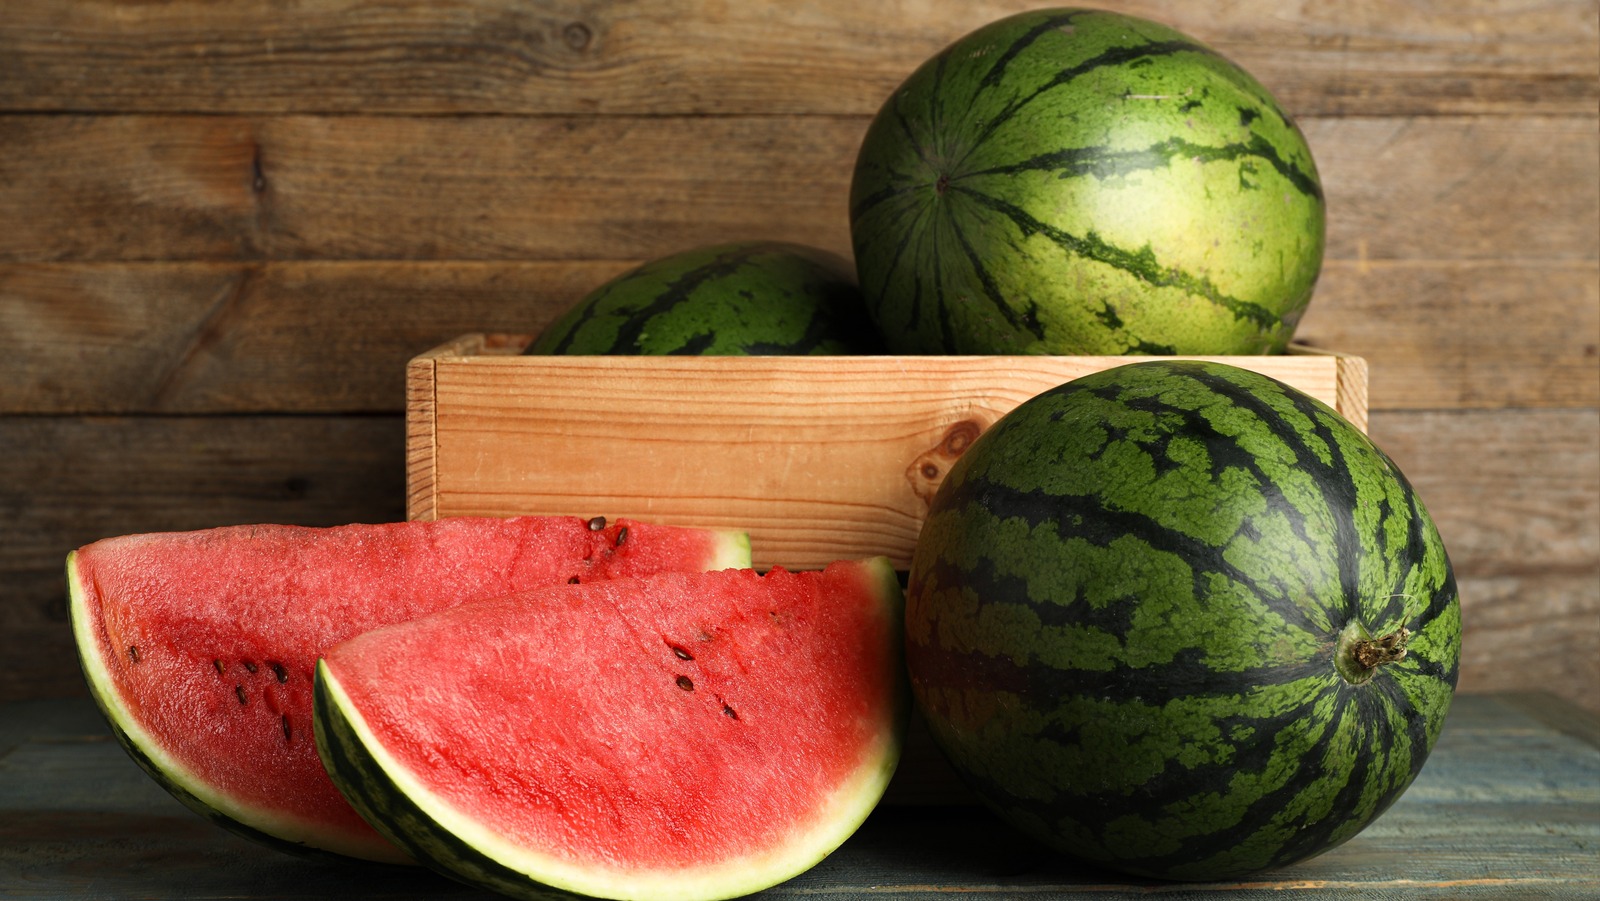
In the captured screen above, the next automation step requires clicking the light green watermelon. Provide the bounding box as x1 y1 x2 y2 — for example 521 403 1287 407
850 9 1325 355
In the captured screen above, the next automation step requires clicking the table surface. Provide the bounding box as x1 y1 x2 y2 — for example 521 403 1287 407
3 693 1596 900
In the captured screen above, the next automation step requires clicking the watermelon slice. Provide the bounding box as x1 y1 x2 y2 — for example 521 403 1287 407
314 559 907 901
67 516 751 863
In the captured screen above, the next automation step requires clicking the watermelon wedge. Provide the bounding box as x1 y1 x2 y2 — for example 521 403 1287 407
314 559 907 901
67 516 751 863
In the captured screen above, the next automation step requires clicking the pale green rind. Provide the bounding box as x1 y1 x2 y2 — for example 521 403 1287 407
315 559 907 901
65 551 412 865
708 530 754 572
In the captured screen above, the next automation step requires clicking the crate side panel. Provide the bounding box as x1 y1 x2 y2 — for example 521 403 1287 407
424 355 1344 569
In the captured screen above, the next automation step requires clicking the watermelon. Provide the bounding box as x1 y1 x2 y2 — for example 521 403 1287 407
524 241 884 356
68 515 751 864
849 9 1325 355
905 360 1460 880
314 559 907 901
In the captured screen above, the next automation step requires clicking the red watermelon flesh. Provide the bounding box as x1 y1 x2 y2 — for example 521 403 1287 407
314 559 906 900
67 516 751 864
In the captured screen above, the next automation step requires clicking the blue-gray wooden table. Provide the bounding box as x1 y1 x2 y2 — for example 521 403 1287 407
3 693 1596 899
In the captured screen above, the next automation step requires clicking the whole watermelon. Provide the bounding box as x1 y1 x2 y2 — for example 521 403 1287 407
525 241 883 355
905 360 1460 880
849 9 1325 355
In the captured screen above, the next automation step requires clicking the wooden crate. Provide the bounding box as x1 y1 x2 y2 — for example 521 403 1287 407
407 334 1368 571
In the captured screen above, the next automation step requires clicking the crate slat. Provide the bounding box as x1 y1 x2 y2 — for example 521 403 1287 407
408 337 1366 570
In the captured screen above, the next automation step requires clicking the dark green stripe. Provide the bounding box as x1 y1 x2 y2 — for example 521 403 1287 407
559 246 762 355
914 551 1323 703
313 670 577 899
71 628 384 863
948 185 1282 329
743 304 845 355
934 390 1330 639
854 184 928 336
947 204 1046 340
974 11 1091 91
960 38 1220 172
100 709 364 863
849 178 921 223
892 84 939 174
1106 381 1326 558
928 212 955 351
1394 458 1457 630
667 332 717 355
1156 364 1368 627
1216 367 1452 649
926 48 951 163
1167 689 1384 874
965 133 1322 202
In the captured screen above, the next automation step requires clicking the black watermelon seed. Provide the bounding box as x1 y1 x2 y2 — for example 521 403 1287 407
587 515 607 531
568 576 581 584
723 704 739 720
615 526 629 546
243 661 258 674
235 685 248 706
271 662 288 683
213 659 225 675
281 714 292 742
127 646 140 664
670 644 694 661
676 675 694 691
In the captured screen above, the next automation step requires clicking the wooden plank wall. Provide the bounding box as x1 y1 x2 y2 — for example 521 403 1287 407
2 1 1596 710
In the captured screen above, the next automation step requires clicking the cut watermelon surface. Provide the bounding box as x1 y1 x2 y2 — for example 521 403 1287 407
314 559 907 901
68 516 751 863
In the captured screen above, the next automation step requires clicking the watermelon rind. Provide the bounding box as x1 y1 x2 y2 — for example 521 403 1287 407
697 529 754 572
66 517 754 865
850 8 1325 356
68 550 406 862
905 360 1460 880
314 559 907 901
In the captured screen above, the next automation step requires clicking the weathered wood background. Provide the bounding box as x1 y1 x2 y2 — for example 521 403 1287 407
1 1 1596 711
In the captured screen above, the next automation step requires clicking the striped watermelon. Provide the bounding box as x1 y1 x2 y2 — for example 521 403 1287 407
525 241 883 356
905 360 1460 880
849 9 1325 355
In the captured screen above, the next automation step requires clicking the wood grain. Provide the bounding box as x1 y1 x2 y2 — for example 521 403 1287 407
0 261 634 413
2 115 1594 266
1368 409 1600 579
2 0 1594 116
3 259 1591 415
4 694 1596 897
1455 575 1599 703
1298 260 1600 410
409 349 1355 568
0 415 405 701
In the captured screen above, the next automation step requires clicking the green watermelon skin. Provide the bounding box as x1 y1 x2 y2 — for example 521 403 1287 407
525 241 884 356
905 360 1460 880
849 9 1325 355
